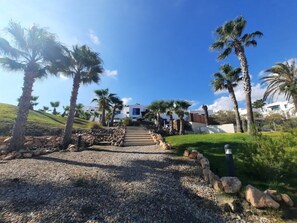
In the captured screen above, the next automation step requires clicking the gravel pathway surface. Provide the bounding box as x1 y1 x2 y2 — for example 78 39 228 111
0 145 277 223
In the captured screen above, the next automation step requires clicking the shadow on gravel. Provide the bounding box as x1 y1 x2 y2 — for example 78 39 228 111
87 147 168 155
0 155 227 222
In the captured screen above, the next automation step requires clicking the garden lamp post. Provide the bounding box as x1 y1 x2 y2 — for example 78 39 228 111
224 144 234 176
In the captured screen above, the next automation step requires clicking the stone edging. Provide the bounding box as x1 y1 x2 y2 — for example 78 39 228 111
183 149 294 209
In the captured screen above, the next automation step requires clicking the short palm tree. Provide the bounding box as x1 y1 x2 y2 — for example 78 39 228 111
210 16 263 133
0 21 65 151
211 64 244 132
261 60 297 112
165 100 175 135
148 100 168 131
61 105 70 117
174 100 192 135
109 97 123 127
50 101 60 115
75 103 84 118
202 105 210 125
92 89 117 126
43 106 50 113
61 45 103 149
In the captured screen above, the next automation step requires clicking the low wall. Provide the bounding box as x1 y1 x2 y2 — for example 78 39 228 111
190 122 235 134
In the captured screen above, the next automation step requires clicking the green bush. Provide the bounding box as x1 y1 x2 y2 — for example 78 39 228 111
240 132 296 182
121 117 133 126
89 122 102 129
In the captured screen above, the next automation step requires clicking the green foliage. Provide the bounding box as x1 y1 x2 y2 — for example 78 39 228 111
210 110 236 124
240 132 296 182
166 132 297 203
0 103 91 135
121 117 133 126
89 122 102 129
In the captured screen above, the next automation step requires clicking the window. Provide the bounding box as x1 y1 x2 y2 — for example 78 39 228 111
115 110 121 115
132 108 140 115
270 105 280 111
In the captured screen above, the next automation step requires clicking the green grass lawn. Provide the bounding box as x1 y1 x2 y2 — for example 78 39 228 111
166 132 297 204
0 103 92 135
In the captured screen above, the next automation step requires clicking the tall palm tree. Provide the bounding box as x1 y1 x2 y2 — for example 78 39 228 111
261 60 297 112
92 88 117 126
210 16 263 133
17 95 39 110
61 45 103 149
211 64 244 133
109 97 123 127
165 100 175 135
50 101 60 115
148 100 168 131
0 21 65 151
174 100 192 135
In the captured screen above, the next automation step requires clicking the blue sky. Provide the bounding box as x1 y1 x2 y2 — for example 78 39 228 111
0 0 297 112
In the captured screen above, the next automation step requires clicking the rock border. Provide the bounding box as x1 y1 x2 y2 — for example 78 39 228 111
183 149 294 210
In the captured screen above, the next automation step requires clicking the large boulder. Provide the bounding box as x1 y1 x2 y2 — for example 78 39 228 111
220 177 242 194
245 185 280 209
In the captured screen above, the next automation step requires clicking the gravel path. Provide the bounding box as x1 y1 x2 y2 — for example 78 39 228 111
0 145 276 223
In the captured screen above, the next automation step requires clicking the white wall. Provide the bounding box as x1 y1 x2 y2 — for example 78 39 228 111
190 122 235 134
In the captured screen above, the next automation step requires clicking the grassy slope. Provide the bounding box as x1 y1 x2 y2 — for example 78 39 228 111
0 103 91 134
166 133 297 203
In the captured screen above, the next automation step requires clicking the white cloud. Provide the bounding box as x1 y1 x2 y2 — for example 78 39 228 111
121 97 132 105
209 82 268 112
208 96 234 112
59 74 69 80
103 69 118 78
88 29 100 45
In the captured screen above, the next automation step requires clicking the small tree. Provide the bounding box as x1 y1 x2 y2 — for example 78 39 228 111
252 99 266 111
50 101 60 115
174 100 192 135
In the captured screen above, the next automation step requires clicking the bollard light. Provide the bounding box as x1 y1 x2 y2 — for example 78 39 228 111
224 144 234 177
77 133 82 148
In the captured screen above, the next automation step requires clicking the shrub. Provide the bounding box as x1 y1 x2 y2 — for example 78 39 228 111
89 122 102 129
240 132 296 182
121 117 133 126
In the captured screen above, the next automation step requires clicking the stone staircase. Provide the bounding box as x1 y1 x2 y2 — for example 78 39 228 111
124 126 155 146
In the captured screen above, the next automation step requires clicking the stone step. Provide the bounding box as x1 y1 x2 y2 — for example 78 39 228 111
124 142 156 146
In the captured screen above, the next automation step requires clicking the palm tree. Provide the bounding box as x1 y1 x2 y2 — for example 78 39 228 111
17 95 39 110
0 21 65 151
165 100 175 135
202 105 209 125
50 101 60 115
61 105 70 117
252 99 266 112
174 100 192 135
43 106 50 113
109 97 123 127
91 89 117 126
75 103 84 118
148 100 168 131
210 16 263 133
261 60 297 112
211 64 244 132
61 45 103 149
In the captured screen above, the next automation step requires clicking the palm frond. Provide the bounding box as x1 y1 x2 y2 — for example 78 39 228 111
6 21 27 52
218 47 232 60
0 57 25 70
0 37 20 58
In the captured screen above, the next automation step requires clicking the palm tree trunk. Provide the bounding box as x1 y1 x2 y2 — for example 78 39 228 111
169 115 173 135
101 102 106 126
110 106 116 127
8 66 37 152
179 116 184 135
235 44 254 133
62 73 80 149
228 87 244 133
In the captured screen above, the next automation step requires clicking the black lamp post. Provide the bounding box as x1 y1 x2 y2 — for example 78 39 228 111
224 144 234 176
